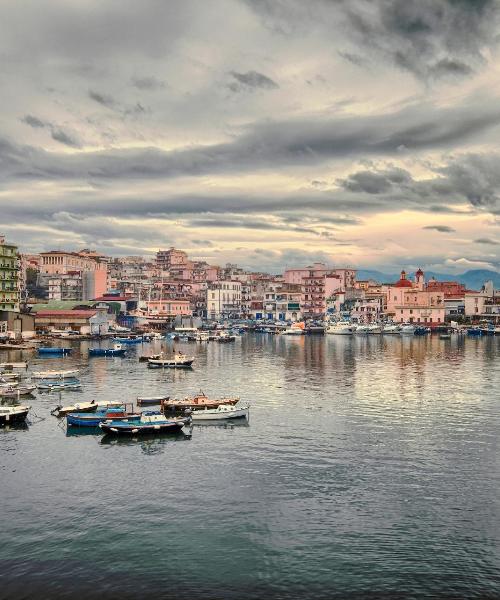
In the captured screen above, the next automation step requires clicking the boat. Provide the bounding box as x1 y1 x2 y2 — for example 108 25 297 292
215 331 236 342
0 385 36 398
366 324 382 334
0 362 28 369
51 401 98 417
467 327 483 336
196 331 210 342
383 324 400 334
112 337 143 344
148 352 194 368
38 347 72 355
99 411 190 435
67 405 140 427
89 343 126 357
31 369 80 379
400 324 416 335
37 378 82 391
137 395 170 406
0 405 30 425
326 321 355 335
0 373 20 382
162 392 239 412
414 326 429 336
190 404 249 421
281 322 305 336
355 325 369 334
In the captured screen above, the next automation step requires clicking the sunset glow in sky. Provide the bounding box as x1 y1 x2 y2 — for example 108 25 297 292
1 0 499 273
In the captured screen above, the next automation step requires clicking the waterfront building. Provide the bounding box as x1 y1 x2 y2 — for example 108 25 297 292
206 280 242 319
34 308 111 335
385 269 445 326
464 285 500 319
142 299 192 317
350 298 384 323
0 235 20 312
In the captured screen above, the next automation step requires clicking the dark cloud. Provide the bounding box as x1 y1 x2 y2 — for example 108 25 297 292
22 115 45 128
338 168 412 194
423 225 456 233
131 76 166 90
89 90 116 108
229 70 278 90
474 237 499 245
20 115 81 148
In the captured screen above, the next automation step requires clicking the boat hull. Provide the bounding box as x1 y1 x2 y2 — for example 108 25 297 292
89 349 126 356
137 396 169 406
191 407 249 421
148 360 194 368
38 348 72 355
99 420 187 435
0 408 29 425
67 412 141 427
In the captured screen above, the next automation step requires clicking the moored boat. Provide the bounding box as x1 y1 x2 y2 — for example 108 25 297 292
0 404 30 425
139 353 161 362
112 336 142 344
162 392 239 412
190 404 249 421
0 362 28 369
32 368 80 379
38 347 72 355
400 324 416 335
99 411 190 435
366 324 382 334
37 377 82 391
148 352 194 368
89 343 126 357
382 324 401 334
51 401 98 417
281 322 305 335
67 405 140 427
137 395 170 406
0 385 36 398
326 321 355 335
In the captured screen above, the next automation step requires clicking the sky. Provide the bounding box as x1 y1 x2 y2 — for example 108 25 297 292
1 0 500 274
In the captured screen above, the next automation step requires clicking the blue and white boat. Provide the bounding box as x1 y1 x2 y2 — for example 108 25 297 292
112 337 143 344
38 347 72 355
89 343 126 357
467 327 483 336
67 405 140 427
99 411 190 435
37 377 81 391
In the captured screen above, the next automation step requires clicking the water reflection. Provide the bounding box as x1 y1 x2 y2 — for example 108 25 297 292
100 431 191 454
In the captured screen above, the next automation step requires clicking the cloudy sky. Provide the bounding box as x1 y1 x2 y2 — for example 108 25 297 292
1 0 500 273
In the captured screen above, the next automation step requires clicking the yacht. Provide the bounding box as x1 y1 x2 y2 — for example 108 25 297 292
366 324 382 334
326 321 355 335
400 323 416 335
383 323 401 334
355 324 369 334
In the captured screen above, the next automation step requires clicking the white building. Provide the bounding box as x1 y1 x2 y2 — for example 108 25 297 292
206 280 242 319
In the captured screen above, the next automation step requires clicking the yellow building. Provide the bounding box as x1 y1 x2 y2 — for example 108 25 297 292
0 236 20 311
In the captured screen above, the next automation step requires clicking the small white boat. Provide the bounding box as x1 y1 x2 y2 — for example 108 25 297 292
0 385 36 398
0 362 28 369
366 324 382 334
196 331 210 342
190 404 250 421
281 323 305 335
383 324 401 334
355 325 370 334
400 324 416 335
0 404 30 425
32 368 80 379
51 401 98 417
326 321 355 335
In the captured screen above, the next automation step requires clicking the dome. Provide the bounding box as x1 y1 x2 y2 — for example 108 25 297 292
394 269 413 288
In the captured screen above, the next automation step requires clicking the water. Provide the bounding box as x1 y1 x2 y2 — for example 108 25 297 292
1 333 500 599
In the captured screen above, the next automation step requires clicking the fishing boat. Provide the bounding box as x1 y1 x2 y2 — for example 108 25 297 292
67 405 140 427
37 377 82 391
99 411 190 435
148 352 194 368
0 385 36 398
0 405 30 425
89 343 126 357
51 401 98 417
0 362 28 369
190 404 249 421
137 395 170 406
38 347 72 355
326 321 355 335
162 392 239 412
31 369 80 379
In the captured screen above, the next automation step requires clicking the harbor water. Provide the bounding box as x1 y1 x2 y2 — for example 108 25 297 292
1 333 500 599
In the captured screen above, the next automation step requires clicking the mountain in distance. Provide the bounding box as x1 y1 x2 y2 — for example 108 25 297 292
357 269 500 290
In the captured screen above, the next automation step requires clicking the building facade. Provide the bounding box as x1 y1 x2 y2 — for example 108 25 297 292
0 236 20 311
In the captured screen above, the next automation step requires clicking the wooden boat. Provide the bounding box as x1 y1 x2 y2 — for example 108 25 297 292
0 405 30 425
137 394 169 406
38 347 72 355
32 369 80 379
190 404 249 421
51 401 98 417
162 392 239 412
37 378 81 391
99 411 190 435
67 405 140 427
0 385 36 398
0 362 28 369
89 343 126 357
148 353 194 368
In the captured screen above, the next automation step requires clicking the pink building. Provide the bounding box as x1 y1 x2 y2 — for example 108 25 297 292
386 270 446 326
145 299 192 317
